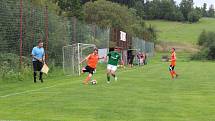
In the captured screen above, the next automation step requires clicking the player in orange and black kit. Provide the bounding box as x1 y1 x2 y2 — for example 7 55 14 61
169 48 178 79
79 48 103 84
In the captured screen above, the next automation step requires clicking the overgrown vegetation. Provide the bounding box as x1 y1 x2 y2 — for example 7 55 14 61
84 0 156 41
192 30 215 60
103 0 215 23
0 53 32 82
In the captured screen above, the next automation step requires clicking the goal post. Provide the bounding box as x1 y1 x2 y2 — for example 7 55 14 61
62 43 96 76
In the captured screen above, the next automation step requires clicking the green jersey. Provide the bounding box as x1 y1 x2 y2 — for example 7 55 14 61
107 51 121 66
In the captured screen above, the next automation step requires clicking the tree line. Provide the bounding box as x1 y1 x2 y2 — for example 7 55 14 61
52 0 157 42
81 0 215 23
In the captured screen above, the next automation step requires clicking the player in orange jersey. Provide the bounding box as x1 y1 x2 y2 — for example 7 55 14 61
169 48 178 79
79 48 103 84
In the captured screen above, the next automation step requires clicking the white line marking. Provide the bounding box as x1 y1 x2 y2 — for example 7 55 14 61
0 81 75 98
0 68 136 98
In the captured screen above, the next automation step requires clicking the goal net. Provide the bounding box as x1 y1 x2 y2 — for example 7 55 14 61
62 43 96 76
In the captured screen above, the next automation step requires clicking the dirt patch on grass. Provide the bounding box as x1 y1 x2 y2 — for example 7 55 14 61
155 41 199 53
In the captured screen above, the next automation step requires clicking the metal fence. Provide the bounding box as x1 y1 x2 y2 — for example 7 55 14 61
0 0 110 80
132 37 155 56
0 0 154 80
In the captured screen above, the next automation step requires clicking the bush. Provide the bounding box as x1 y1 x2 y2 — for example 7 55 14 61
175 11 185 21
192 31 215 60
191 48 208 60
187 10 201 23
0 53 32 81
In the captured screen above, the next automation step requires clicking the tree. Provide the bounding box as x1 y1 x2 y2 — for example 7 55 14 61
108 0 137 8
143 0 185 21
132 0 145 18
187 10 201 23
53 0 83 18
208 4 215 17
84 0 156 41
198 30 207 46
202 3 207 17
84 0 138 29
196 31 215 60
180 0 194 20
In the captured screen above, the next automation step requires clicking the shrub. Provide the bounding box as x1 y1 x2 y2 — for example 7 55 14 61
192 31 215 60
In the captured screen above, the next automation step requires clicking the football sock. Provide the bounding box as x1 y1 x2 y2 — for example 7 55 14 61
107 74 110 81
170 71 174 79
33 72 37 83
84 76 91 84
172 71 176 75
39 72 43 82
111 74 115 78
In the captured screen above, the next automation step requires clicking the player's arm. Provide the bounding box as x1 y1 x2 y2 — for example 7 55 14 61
42 49 45 63
104 52 110 62
32 56 43 62
79 54 90 64
99 56 105 59
43 55 45 63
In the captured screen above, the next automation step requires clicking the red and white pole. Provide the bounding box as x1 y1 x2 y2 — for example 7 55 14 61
20 0 23 67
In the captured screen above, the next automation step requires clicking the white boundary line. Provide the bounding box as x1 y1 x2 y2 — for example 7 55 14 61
0 81 76 98
0 68 136 98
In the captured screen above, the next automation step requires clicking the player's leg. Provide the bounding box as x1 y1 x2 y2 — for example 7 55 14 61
39 62 43 83
169 65 174 79
107 64 112 83
172 66 178 78
110 65 118 81
83 66 93 84
83 73 93 84
33 61 37 83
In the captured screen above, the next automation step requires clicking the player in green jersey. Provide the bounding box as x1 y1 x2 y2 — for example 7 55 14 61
106 47 124 83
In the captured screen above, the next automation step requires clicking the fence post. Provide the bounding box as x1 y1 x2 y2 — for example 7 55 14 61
44 5 49 62
72 17 76 44
20 0 23 67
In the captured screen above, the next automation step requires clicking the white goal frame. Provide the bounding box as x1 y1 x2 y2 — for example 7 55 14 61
62 43 96 76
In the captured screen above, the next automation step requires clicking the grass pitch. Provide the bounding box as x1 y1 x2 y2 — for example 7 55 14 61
146 17 215 44
0 54 215 121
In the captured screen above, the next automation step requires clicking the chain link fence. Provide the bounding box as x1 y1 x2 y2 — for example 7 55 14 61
0 0 154 80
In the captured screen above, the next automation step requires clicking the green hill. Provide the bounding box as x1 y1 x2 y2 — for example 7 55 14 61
146 18 215 44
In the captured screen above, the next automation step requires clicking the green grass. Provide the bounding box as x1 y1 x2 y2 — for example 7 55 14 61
1 54 215 121
146 18 215 44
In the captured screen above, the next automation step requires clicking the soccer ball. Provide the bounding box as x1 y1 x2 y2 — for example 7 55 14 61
91 80 97 85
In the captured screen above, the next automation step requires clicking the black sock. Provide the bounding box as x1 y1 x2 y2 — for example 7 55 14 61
33 72 37 83
39 72 43 82
107 74 110 81
111 74 115 78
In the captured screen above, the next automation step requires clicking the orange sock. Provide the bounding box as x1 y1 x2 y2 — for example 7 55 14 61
172 71 176 76
170 71 174 78
83 76 91 84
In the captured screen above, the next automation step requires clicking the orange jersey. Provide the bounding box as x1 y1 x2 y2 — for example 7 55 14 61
87 53 99 69
170 52 176 66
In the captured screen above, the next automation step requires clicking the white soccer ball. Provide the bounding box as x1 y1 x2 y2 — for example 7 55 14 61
91 80 97 85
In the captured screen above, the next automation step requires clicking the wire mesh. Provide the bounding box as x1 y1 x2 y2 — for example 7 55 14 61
0 0 154 80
